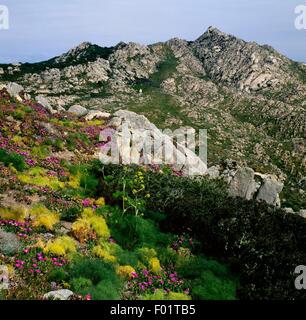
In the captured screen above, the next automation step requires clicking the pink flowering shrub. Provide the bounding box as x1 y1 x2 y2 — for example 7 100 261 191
0 219 32 239
14 248 68 275
6 248 70 299
127 269 190 298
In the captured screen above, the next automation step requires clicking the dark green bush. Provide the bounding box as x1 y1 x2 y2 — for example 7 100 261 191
68 258 123 300
69 258 117 285
80 172 99 197
67 163 99 197
191 270 237 300
176 255 237 300
108 212 169 250
47 269 69 283
115 250 139 267
60 206 82 222
88 280 121 300
144 173 306 300
0 148 26 171
70 277 92 293
99 164 306 300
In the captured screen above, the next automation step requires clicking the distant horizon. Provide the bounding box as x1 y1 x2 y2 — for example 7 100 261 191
0 0 305 63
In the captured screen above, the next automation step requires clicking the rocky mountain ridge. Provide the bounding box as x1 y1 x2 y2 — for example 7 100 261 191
0 26 305 210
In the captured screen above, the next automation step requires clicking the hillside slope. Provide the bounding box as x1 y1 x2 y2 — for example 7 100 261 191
0 27 305 209
0 88 306 300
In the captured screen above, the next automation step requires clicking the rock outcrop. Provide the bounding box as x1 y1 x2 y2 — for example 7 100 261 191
229 167 258 201
192 27 292 92
256 176 284 207
98 110 207 176
208 161 284 206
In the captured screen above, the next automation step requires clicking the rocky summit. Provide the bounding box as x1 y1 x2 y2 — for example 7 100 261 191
0 27 306 301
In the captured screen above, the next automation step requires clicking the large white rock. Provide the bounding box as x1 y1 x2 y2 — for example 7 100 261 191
5 82 24 102
256 176 284 207
102 110 207 176
299 210 306 218
206 165 221 178
43 289 74 300
68 104 88 117
36 95 57 114
6 82 24 97
229 167 258 200
85 109 111 121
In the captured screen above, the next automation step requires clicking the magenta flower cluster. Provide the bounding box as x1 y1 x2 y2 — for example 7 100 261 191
0 219 32 238
15 249 68 275
128 269 189 296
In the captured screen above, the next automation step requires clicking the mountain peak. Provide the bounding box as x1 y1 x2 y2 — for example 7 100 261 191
74 41 93 49
52 41 115 66
195 26 232 42
54 42 96 64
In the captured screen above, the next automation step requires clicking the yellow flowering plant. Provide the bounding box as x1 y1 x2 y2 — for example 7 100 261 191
110 168 150 216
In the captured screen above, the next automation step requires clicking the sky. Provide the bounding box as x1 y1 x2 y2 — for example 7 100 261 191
0 0 305 63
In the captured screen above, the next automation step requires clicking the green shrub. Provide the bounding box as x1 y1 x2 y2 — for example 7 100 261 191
145 173 306 300
61 206 82 222
109 213 169 250
157 247 180 270
177 255 237 300
0 148 26 171
88 280 121 300
191 270 236 300
70 277 92 293
116 250 138 267
47 269 69 283
69 258 119 286
67 163 99 197
32 145 51 158
80 172 99 197
68 258 122 300
66 137 76 151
